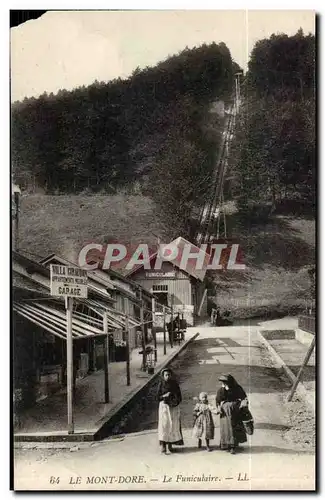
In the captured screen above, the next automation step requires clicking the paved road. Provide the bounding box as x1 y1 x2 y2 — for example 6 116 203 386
14 326 315 491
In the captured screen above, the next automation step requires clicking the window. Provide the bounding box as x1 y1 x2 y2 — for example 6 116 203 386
152 284 168 292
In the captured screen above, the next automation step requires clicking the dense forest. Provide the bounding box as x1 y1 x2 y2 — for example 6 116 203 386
12 42 240 237
229 30 315 217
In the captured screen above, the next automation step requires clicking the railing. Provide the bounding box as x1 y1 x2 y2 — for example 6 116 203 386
298 315 315 334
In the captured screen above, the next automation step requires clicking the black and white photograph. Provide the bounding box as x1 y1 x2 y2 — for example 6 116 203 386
11 9 316 491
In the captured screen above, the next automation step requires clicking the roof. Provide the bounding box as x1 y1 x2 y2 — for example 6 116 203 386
40 254 116 293
86 259 155 299
13 298 140 340
13 251 50 278
12 252 150 340
42 254 115 301
125 237 209 282
41 253 156 301
13 251 115 303
13 271 51 301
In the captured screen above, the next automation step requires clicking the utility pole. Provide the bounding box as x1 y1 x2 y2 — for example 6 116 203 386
124 297 131 386
12 184 21 252
152 297 157 362
287 336 315 402
66 297 74 434
103 311 110 403
139 289 146 371
170 293 174 348
163 305 167 355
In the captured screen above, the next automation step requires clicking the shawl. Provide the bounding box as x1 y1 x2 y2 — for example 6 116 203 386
216 375 247 405
157 378 182 407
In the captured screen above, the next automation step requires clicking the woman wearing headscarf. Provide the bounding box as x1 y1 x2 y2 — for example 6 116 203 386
215 374 248 454
157 368 184 454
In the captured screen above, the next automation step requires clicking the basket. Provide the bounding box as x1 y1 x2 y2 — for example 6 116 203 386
239 407 254 435
242 419 254 435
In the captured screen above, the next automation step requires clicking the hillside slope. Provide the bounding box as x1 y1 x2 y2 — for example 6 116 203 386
17 194 315 318
210 209 315 318
18 194 168 265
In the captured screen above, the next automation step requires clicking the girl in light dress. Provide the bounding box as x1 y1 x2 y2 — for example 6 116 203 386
192 392 219 451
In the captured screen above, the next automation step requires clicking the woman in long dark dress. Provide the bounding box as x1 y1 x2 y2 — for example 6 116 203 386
157 368 184 454
216 374 248 454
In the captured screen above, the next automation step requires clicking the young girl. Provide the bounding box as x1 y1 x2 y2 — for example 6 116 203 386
193 392 218 451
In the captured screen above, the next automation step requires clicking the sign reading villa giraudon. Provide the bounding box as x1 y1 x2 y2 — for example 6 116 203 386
50 264 88 298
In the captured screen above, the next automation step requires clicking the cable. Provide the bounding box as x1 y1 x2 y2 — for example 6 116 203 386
204 103 235 243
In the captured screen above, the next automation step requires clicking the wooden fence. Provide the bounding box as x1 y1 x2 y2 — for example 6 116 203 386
298 315 315 334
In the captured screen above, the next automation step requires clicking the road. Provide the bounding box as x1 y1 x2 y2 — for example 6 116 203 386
14 325 315 491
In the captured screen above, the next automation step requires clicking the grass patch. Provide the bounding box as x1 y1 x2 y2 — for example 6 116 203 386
17 194 315 320
209 211 315 318
18 194 167 263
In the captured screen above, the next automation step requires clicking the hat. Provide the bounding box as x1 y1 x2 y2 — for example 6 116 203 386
218 374 236 387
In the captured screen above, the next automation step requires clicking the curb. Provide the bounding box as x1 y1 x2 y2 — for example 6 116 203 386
257 330 315 412
94 331 200 440
15 332 199 444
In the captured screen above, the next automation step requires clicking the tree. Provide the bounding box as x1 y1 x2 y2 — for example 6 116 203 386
230 32 315 217
11 41 237 207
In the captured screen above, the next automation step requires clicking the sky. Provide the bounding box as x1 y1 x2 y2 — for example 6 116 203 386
10 10 315 102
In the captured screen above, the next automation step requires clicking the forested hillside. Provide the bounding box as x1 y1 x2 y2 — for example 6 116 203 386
212 30 316 318
12 42 240 238
229 30 315 217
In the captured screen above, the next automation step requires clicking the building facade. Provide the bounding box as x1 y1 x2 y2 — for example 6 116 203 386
125 238 209 326
12 251 154 422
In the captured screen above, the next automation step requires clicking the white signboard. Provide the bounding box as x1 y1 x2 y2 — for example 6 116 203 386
50 264 88 298
145 271 176 278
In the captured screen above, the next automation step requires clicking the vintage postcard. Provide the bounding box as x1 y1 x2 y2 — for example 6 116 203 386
11 9 316 491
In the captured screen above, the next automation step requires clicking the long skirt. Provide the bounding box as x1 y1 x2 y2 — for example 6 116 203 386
219 402 247 449
158 401 184 445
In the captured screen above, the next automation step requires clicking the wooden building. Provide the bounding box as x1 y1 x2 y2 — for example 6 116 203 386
12 251 155 418
41 254 155 349
125 237 209 326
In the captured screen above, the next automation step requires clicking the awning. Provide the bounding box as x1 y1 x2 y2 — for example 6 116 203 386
13 301 105 340
83 298 141 329
13 293 143 342
155 301 172 314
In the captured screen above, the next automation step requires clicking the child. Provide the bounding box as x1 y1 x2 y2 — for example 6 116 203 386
193 392 218 451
